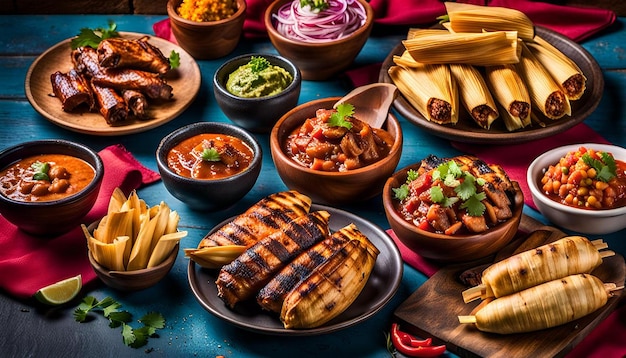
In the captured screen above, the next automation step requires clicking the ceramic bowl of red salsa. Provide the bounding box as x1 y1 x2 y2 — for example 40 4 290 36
382 154 524 262
156 122 262 211
527 143 626 235
270 97 402 205
0 139 103 236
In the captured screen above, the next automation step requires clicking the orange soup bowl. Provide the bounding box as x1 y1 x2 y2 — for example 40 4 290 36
0 139 103 236
270 97 402 205
156 122 262 211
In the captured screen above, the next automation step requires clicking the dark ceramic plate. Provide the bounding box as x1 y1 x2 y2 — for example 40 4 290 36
187 204 403 336
379 26 603 144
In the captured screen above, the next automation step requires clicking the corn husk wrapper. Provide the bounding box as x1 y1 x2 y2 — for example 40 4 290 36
484 64 532 131
449 64 499 129
147 231 187 268
526 36 586 100
389 61 458 125
444 2 535 41
517 42 571 120
403 29 522 66
184 245 247 269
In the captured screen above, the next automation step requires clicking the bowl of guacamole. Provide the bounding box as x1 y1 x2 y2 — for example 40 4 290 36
214 53 302 133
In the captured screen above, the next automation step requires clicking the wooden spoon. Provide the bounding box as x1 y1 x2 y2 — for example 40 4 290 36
334 83 398 128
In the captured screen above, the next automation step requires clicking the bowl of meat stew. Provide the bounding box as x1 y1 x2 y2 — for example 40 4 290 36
270 97 402 205
383 154 524 262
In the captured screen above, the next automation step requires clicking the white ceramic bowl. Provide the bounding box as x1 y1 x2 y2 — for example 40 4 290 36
527 143 626 235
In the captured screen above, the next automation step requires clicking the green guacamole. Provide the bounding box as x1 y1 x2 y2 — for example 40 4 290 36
226 57 293 98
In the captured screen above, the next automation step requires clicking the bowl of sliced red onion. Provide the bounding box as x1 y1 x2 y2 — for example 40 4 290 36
264 0 374 81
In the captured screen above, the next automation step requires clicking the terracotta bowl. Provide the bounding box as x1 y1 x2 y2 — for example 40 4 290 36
167 0 246 60
156 122 262 211
270 97 402 205
527 143 626 235
213 53 302 133
0 140 103 236
264 0 374 80
383 163 525 263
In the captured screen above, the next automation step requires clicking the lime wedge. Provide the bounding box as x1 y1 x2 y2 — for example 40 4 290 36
34 274 82 305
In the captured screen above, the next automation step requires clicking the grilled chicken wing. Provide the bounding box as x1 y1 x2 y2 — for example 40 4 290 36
97 36 171 74
50 69 93 112
91 68 172 100
89 80 128 124
122 89 148 119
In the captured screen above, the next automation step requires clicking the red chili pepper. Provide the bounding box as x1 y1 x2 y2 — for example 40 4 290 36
390 323 446 357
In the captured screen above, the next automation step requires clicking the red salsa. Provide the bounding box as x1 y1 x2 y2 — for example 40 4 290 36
539 146 626 210
0 154 95 202
167 133 254 180
284 108 394 172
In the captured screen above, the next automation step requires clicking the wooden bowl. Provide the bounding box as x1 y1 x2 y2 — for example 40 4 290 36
167 0 246 60
264 0 374 80
383 163 525 263
270 97 402 205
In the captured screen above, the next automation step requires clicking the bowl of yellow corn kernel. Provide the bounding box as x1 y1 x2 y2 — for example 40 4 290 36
167 0 246 60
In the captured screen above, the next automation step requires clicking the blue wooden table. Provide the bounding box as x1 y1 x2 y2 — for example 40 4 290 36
0 14 624 357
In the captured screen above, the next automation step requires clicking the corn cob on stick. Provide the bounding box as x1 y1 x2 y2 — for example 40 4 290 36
449 64 499 129
516 42 571 120
526 36 587 100
402 29 522 66
280 233 379 329
484 64 531 131
444 2 535 41
388 61 458 125
462 236 613 303
459 273 622 334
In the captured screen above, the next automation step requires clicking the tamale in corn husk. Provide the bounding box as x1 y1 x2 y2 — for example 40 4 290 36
527 36 586 100
388 62 458 125
484 64 531 131
402 30 522 66
517 42 571 120
449 64 499 129
444 2 535 41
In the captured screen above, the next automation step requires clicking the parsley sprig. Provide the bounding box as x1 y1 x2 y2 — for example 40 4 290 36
74 296 165 348
249 56 270 73
329 103 354 129
582 151 617 182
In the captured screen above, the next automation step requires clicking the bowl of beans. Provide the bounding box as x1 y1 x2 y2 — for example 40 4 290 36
270 97 402 205
0 139 104 236
527 143 626 235
156 122 262 211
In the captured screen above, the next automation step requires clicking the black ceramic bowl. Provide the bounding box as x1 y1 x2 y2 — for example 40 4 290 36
156 122 262 211
213 53 302 133
0 139 104 236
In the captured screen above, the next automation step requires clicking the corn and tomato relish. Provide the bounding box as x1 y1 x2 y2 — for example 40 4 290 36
177 0 237 22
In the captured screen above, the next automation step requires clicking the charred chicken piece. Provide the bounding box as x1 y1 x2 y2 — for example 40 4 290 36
90 81 128 125
122 89 148 119
50 69 93 112
92 68 173 100
97 36 171 74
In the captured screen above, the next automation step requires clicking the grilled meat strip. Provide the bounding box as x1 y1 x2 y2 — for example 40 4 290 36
122 89 148 119
50 69 93 112
198 191 312 248
89 80 128 124
256 223 361 313
91 68 172 100
72 46 104 78
97 36 171 74
216 211 331 308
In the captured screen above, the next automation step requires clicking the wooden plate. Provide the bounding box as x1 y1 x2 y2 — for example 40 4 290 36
379 26 604 144
25 32 201 136
393 215 625 357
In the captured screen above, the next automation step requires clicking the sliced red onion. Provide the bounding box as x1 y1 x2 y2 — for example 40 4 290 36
273 0 367 42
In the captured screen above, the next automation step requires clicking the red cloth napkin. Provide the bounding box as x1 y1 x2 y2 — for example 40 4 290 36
153 0 615 43
0 144 160 299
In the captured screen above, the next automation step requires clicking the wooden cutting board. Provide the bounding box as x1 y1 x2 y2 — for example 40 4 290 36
393 215 626 358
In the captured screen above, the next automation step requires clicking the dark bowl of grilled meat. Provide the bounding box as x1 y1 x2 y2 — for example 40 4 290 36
270 97 402 205
156 122 262 211
213 53 302 133
167 0 246 60
383 155 524 263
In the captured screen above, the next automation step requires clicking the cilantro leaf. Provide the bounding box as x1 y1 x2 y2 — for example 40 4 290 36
582 152 616 182
430 186 444 203
249 56 270 73
31 161 50 181
140 312 166 330
329 103 354 129
393 184 409 200
70 22 119 49
460 192 487 216
300 0 329 12
122 323 136 346
406 169 419 183
169 50 180 69
455 173 478 200
201 148 221 162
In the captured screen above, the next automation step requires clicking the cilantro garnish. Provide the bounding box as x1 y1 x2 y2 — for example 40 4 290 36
300 0 329 12
329 103 354 129
392 169 419 200
70 22 119 49
74 296 165 349
31 161 50 181
249 56 270 73
582 151 617 182
201 148 221 162
169 50 180 69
